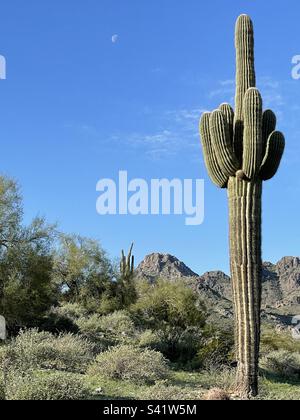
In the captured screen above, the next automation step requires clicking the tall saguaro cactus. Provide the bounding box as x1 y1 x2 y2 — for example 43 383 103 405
199 15 285 397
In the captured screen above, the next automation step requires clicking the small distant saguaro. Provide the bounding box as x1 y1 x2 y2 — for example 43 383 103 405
199 15 285 397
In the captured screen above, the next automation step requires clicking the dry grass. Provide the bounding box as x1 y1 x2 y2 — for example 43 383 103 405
204 388 231 400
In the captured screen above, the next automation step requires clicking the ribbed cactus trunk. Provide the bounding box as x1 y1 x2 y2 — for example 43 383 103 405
199 15 285 398
228 177 262 396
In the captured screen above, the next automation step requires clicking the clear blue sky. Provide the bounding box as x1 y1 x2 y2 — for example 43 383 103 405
0 0 299 274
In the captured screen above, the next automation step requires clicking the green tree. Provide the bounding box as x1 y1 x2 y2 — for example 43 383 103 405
0 176 22 250
54 234 116 311
0 176 57 331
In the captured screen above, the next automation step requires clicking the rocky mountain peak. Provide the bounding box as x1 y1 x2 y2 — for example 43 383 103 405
135 253 198 283
135 252 300 314
276 256 300 274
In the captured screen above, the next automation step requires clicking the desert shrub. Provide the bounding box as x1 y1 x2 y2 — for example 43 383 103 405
154 326 204 366
76 314 108 351
131 279 206 329
137 329 161 348
261 350 300 379
139 381 189 400
130 279 207 364
196 328 234 369
98 310 136 346
38 312 79 334
5 371 89 400
88 345 169 385
77 311 136 351
96 294 122 315
197 367 236 391
99 310 135 337
261 329 300 354
0 344 7 367
3 329 94 373
138 326 233 369
0 376 5 400
51 303 89 321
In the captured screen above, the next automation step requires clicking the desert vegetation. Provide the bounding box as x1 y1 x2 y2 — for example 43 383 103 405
0 175 299 401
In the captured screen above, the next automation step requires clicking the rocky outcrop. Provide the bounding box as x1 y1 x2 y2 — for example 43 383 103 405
197 271 232 301
276 257 300 305
135 253 198 283
136 253 300 318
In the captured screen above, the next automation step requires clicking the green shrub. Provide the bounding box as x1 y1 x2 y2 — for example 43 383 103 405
131 279 206 330
99 310 135 338
261 350 300 379
88 345 169 385
77 311 136 351
137 329 161 349
130 279 207 364
38 312 79 334
76 314 109 351
4 329 94 373
51 303 89 321
96 294 122 315
0 376 5 401
261 329 300 354
152 326 204 366
0 345 7 367
5 371 89 400
196 329 234 369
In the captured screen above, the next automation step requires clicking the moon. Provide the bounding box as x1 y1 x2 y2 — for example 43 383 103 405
112 34 119 44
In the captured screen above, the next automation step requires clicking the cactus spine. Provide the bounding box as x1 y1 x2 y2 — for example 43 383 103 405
199 15 285 397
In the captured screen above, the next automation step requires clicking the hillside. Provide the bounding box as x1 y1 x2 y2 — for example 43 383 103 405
135 254 300 327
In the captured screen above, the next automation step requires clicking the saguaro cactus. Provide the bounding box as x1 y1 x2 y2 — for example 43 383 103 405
119 243 136 307
199 15 285 397
120 243 134 281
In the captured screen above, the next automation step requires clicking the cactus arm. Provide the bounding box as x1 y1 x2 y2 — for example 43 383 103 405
262 110 276 152
126 243 134 276
128 242 134 257
234 15 256 161
260 131 285 181
120 250 125 272
235 15 256 112
242 88 263 179
219 103 234 140
209 110 240 177
199 112 228 188
127 242 133 267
